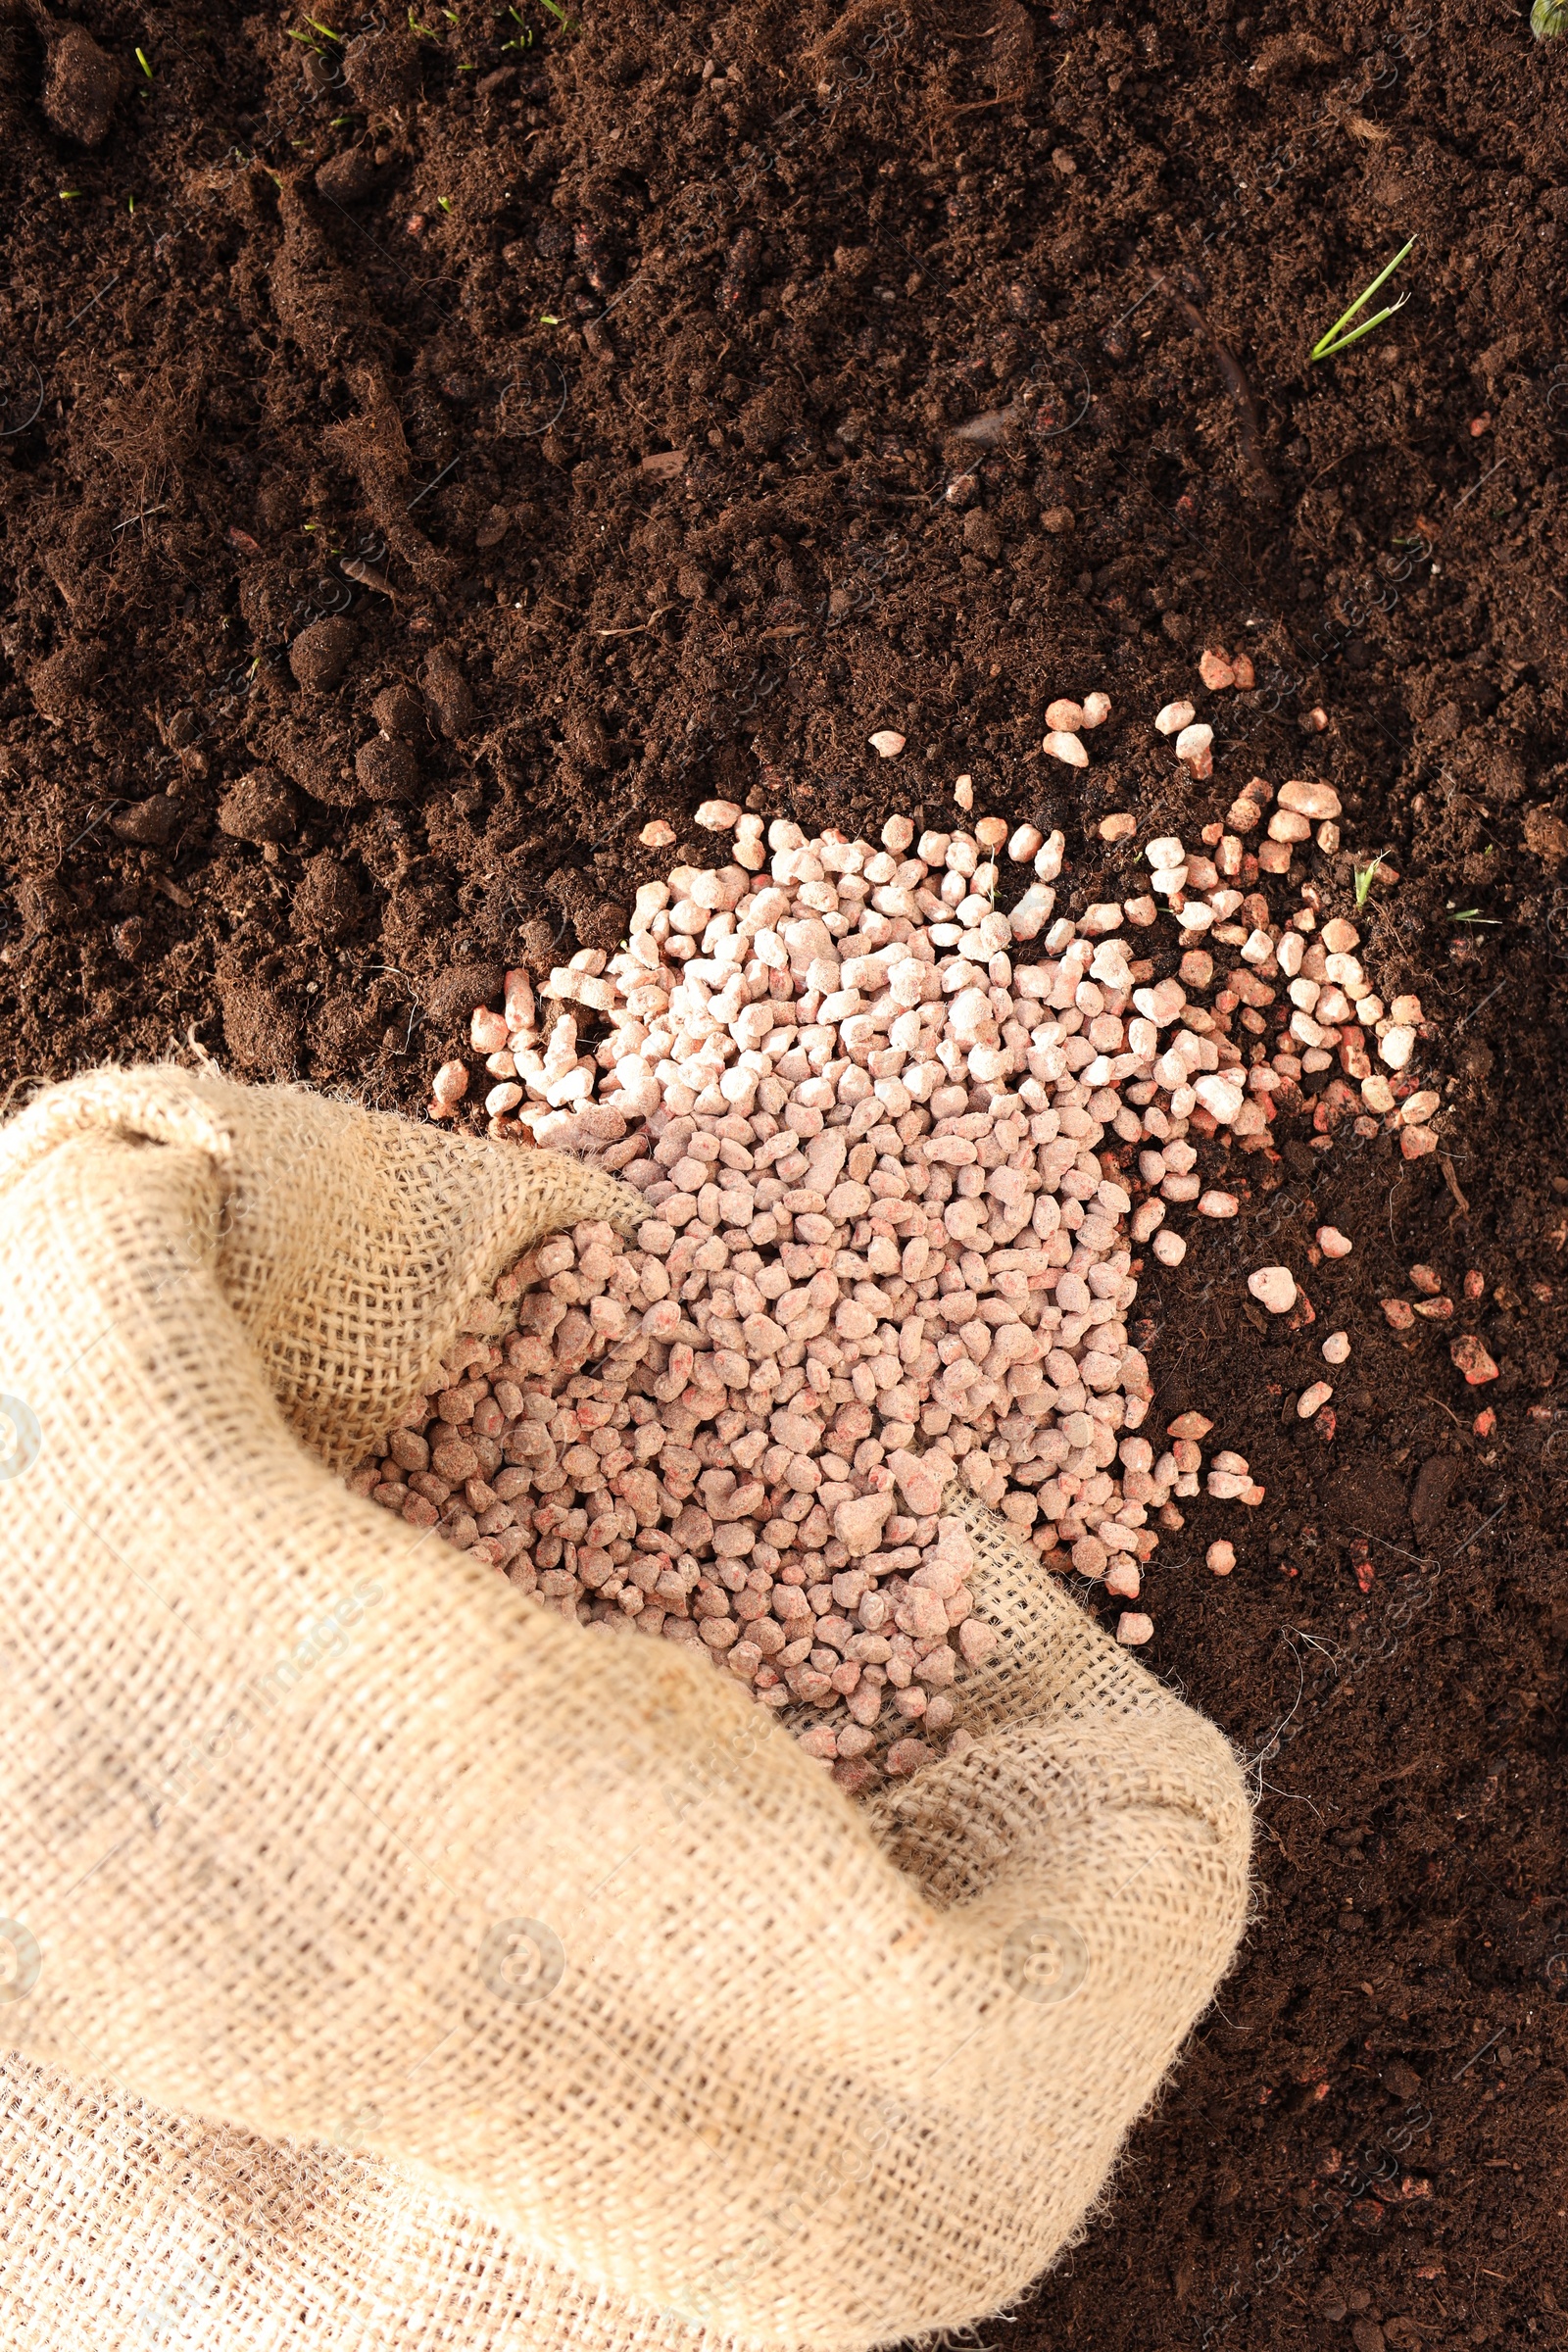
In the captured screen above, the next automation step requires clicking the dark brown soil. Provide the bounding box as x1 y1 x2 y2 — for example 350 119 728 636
3 0 1567 2340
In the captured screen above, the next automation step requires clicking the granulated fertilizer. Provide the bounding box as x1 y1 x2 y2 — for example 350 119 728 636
364 752 1429 1786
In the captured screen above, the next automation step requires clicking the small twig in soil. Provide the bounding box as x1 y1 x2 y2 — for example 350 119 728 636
1152 274 1277 503
1306 444 1357 487
1387 1171 1409 1247
1439 1155 1472 1217
1423 1394 1465 1431
594 607 673 637
112 502 171 535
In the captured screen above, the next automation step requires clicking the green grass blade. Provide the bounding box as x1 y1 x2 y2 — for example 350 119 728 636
1310 238 1416 363
1313 292 1410 360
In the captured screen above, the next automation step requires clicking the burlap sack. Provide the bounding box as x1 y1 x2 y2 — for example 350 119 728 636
0 1066 1250 2351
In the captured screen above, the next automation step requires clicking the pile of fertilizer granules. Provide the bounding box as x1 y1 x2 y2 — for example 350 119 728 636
351 688 1433 1786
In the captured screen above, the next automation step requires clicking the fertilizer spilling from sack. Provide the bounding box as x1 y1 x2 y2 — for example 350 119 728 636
0 1057 1255 2352
359 753 1430 1787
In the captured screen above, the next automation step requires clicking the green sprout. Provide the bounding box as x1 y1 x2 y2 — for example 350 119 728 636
437 194 453 211
126 194 135 213
1532 0 1566 34
1310 238 1417 364
305 14 343 36
1446 906 1501 926
59 187 81 200
1352 854 1390 910
134 45 153 76
539 311 561 323
540 0 577 28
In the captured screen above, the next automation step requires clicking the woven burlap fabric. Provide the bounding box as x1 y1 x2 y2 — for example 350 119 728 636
0 1065 1251 2351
